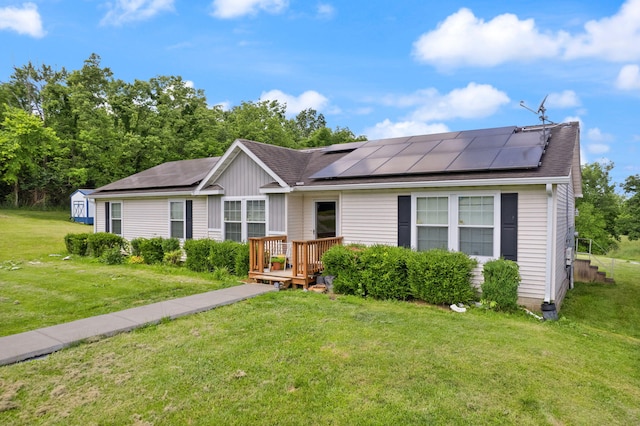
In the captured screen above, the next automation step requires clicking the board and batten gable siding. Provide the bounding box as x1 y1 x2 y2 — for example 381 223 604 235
516 186 549 301
287 194 304 241
341 190 401 245
269 193 286 234
216 151 275 197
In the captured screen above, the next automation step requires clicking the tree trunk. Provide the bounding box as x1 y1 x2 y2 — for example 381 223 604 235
13 181 19 207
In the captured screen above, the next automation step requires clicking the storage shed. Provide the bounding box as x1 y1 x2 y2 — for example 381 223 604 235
70 189 95 225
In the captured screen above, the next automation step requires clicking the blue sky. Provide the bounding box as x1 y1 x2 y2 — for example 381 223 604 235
1 1 639 188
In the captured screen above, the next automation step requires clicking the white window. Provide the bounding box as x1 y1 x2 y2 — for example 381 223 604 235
223 198 266 242
413 193 499 259
169 201 185 239
110 202 122 236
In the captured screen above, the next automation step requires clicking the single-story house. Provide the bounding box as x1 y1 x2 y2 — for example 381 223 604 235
70 188 95 225
89 122 582 309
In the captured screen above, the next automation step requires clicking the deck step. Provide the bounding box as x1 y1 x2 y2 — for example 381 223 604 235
250 275 292 287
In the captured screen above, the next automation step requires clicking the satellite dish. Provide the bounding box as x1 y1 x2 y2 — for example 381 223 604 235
536 94 548 114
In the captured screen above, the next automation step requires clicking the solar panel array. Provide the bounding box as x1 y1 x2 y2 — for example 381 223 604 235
311 126 549 179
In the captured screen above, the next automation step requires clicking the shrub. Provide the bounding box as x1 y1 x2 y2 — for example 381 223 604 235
100 247 124 265
162 238 180 253
64 233 90 256
481 259 521 311
139 237 165 264
87 233 126 258
210 240 243 274
234 243 250 277
359 245 411 300
322 245 363 295
407 249 477 305
130 238 145 256
184 239 215 272
163 249 183 266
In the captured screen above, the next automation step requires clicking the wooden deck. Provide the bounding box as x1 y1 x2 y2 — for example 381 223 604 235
248 236 343 288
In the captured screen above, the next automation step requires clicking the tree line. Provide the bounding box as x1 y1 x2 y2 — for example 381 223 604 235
576 161 640 250
0 54 365 207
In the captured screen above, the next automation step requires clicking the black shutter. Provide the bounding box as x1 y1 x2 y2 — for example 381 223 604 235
398 195 411 248
500 193 518 261
105 201 110 233
186 200 193 239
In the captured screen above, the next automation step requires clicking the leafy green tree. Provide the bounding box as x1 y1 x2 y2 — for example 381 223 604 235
575 202 616 254
617 175 640 240
0 107 60 206
578 161 621 239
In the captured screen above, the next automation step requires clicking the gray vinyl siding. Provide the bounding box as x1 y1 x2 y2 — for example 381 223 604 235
121 198 168 240
516 187 548 301
287 194 304 241
191 197 208 239
341 190 400 245
208 195 221 229
269 194 286 234
554 181 574 306
216 151 275 196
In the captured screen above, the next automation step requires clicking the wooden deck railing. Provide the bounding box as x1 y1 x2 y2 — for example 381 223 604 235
291 237 344 278
249 236 287 273
249 235 343 279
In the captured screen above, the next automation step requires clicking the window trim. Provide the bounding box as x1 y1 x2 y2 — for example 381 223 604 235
221 196 268 242
168 199 186 240
411 191 500 260
110 201 123 236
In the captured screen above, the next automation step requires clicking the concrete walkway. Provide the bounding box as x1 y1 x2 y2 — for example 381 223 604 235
0 284 275 367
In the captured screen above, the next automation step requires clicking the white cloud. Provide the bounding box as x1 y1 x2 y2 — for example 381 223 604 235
616 64 640 90
413 0 640 67
412 8 564 67
364 119 450 140
260 89 329 115
407 83 510 121
546 90 580 108
587 127 614 143
211 0 288 19
101 0 174 26
0 2 45 38
564 0 640 61
587 144 611 154
317 3 335 19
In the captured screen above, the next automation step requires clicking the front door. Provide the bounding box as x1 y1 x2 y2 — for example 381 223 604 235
315 201 336 239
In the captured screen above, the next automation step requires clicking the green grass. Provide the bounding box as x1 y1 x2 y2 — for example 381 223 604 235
0 210 238 336
0 211 639 424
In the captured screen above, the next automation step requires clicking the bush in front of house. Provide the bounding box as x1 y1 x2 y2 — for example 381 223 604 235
163 249 183 266
234 243 250 277
64 233 91 256
407 249 478 305
210 240 245 275
87 233 127 258
184 239 216 272
100 247 124 265
322 244 364 295
358 245 411 300
481 258 521 311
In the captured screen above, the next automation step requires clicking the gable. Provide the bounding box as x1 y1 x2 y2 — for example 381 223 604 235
215 151 279 196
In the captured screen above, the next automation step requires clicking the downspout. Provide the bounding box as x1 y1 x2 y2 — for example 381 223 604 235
544 183 554 303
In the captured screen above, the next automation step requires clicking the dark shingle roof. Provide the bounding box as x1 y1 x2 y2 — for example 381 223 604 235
238 140 314 185
93 157 219 193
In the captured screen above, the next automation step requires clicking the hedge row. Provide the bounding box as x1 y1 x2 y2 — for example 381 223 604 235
64 233 251 274
324 244 490 305
183 239 249 276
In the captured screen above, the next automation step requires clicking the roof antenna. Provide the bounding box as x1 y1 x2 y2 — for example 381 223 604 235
520 95 556 142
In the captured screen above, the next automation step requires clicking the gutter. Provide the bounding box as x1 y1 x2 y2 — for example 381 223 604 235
290 175 572 192
544 183 554 303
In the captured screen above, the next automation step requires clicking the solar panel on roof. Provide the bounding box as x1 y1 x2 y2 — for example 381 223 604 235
309 126 547 180
340 157 391 177
491 145 544 169
448 148 501 171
